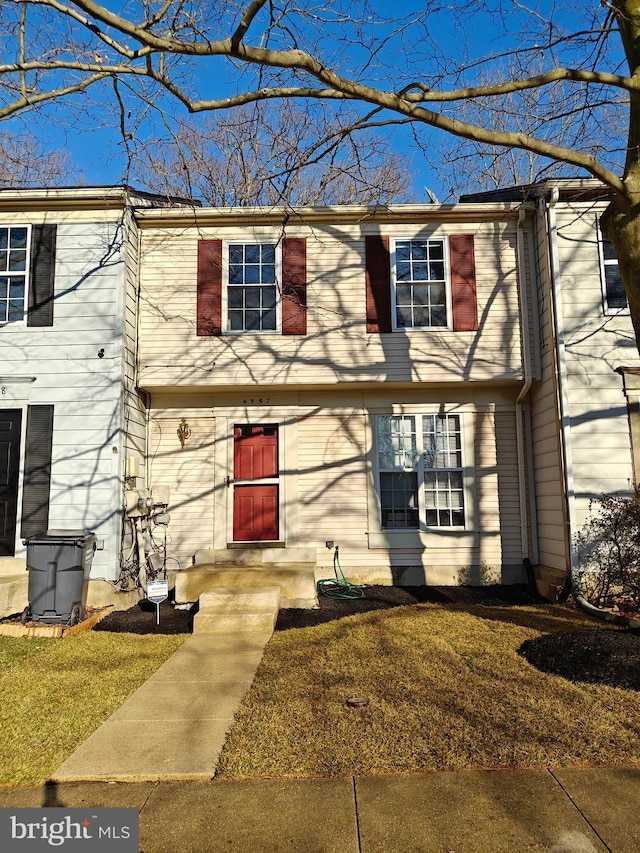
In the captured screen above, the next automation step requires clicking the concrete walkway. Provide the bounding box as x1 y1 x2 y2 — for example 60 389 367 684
52 631 271 782
1 766 639 851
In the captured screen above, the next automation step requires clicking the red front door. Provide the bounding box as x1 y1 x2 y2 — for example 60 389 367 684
233 425 279 542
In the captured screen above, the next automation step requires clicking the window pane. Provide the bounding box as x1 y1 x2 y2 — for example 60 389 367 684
396 284 412 305
9 279 24 299
229 264 244 285
8 300 23 322
0 276 8 297
244 244 260 264
229 245 243 264
9 250 26 271
396 306 412 328
396 243 410 261
0 230 7 252
228 310 244 330
413 307 430 327
9 228 28 249
263 288 277 309
396 261 411 282
605 267 627 309
428 241 444 260
245 287 261 308
228 288 243 308
261 245 275 264
262 308 277 330
431 307 447 327
412 262 428 281
245 264 260 284
410 242 427 260
429 261 445 280
262 264 276 284
245 310 262 330
380 471 419 528
378 415 417 470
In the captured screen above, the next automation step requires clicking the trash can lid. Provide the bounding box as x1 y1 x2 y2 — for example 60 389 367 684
23 529 96 545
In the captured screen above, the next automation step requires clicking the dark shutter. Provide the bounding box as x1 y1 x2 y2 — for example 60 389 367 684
197 240 222 335
282 238 307 335
365 235 392 333
450 234 478 331
27 224 56 327
20 405 54 539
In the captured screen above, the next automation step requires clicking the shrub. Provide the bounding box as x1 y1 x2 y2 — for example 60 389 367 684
574 491 640 608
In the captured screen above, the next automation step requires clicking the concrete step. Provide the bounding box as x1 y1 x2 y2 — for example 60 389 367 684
199 586 280 611
0 557 26 576
193 608 278 634
194 547 317 566
175 564 317 609
193 585 281 635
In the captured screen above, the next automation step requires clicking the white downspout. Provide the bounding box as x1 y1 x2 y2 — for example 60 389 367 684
547 188 579 578
515 207 537 563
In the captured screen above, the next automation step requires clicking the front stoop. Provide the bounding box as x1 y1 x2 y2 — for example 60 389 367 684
193 586 281 634
175 552 318 609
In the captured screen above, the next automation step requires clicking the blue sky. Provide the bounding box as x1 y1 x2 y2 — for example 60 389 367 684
4 1 620 200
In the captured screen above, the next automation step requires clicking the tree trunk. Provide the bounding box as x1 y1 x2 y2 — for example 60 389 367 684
600 3 640 351
601 196 640 353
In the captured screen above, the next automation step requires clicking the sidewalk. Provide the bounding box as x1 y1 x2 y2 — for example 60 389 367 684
1 765 639 851
52 631 272 781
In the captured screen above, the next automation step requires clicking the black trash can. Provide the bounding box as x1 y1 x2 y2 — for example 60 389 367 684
23 530 97 625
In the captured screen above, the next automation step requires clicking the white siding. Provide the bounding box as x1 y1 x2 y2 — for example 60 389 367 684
0 219 125 579
138 218 525 390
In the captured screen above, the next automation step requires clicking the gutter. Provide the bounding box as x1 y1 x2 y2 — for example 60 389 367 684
515 207 534 561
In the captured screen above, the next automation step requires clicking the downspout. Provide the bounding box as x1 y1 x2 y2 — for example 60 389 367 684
515 207 539 595
547 190 640 630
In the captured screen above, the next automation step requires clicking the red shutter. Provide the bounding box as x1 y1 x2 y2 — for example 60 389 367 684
197 240 222 336
366 235 392 333
282 237 307 335
450 234 478 331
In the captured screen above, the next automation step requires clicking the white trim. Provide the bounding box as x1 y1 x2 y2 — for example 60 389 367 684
221 239 282 334
0 223 31 326
390 235 453 332
374 411 468 532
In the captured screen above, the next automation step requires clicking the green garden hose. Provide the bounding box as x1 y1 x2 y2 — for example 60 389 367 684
317 547 365 599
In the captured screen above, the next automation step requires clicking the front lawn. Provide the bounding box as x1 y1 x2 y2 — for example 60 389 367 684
216 602 640 778
0 632 184 786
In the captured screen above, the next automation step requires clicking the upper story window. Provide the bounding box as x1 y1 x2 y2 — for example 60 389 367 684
392 238 449 330
227 243 279 332
0 226 30 324
598 223 628 314
377 413 465 530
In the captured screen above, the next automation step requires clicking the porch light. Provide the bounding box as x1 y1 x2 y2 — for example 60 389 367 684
177 418 191 449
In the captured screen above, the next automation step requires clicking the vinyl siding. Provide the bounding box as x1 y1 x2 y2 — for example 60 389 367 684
138 218 525 390
148 389 525 584
555 203 638 528
0 219 125 578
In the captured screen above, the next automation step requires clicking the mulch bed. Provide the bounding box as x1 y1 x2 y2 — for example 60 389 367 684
91 584 640 691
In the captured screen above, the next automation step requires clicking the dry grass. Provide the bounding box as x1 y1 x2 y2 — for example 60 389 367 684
0 632 184 786
216 603 640 778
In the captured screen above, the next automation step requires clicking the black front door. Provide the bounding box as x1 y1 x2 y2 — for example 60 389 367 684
0 410 21 556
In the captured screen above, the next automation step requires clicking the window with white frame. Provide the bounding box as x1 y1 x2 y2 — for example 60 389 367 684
226 243 278 332
598 223 627 314
377 413 465 529
392 238 449 329
0 225 29 324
